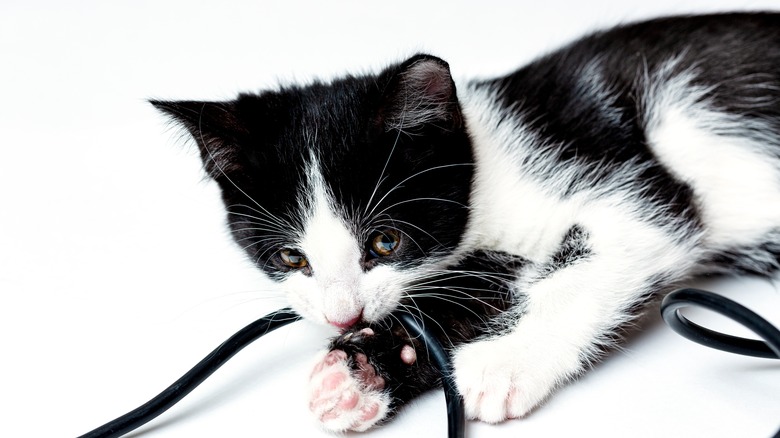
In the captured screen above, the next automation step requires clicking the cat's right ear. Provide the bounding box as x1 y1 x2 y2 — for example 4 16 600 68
150 100 247 179
378 54 463 134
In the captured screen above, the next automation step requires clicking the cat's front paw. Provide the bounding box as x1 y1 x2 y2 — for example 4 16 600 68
453 336 577 423
308 331 391 432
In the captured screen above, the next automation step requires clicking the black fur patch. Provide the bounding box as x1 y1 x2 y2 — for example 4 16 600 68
541 225 592 276
702 229 780 276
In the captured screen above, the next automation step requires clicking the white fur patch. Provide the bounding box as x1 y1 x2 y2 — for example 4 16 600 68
460 91 573 262
644 69 780 248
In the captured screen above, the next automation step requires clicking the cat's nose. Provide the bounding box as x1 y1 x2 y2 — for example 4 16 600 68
327 312 362 329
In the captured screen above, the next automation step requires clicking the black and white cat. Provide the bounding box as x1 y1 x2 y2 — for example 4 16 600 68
153 12 780 432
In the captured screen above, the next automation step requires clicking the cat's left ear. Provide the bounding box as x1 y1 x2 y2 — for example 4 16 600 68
379 54 462 133
150 99 247 180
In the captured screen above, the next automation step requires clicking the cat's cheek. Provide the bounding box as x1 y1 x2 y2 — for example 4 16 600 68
280 274 329 325
358 265 408 322
359 286 399 323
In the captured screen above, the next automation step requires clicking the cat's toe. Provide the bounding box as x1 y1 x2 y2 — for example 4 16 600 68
308 349 390 432
453 338 561 423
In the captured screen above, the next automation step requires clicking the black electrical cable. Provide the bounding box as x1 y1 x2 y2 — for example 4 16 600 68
78 287 780 438
78 308 302 438
661 288 780 359
660 288 780 438
77 308 466 438
395 312 466 438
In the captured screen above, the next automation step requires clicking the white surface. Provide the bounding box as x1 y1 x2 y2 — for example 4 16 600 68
1 1 779 437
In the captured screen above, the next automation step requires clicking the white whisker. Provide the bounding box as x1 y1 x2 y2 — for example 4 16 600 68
373 197 468 219
194 111 280 223
399 296 456 348
364 126 404 216
373 217 445 248
364 163 472 220
227 208 290 233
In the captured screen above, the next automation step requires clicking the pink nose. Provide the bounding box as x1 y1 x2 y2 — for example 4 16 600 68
327 313 362 329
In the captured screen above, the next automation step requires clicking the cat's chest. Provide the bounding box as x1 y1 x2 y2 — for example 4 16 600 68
461 96 576 262
464 146 575 262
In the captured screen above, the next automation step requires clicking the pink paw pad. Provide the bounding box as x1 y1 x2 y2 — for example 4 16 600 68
400 344 416 365
309 349 389 432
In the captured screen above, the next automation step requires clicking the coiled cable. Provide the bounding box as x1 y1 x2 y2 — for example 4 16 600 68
660 288 780 437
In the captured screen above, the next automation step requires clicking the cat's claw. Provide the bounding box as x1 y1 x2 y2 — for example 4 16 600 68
309 348 390 432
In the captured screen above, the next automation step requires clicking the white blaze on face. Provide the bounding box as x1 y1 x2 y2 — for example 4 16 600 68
298 179 365 327
286 157 372 327
280 157 417 327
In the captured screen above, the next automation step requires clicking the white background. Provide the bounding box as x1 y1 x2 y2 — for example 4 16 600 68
2 1 780 437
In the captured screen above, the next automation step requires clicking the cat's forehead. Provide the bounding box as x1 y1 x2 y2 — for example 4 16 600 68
233 82 389 223
245 83 386 166
262 78 375 132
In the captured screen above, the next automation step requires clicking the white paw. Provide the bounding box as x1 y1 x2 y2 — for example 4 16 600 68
308 349 390 432
452 336 580 423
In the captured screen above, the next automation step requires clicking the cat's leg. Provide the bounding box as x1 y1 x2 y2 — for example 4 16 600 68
308 321 440 432
453 221 699 423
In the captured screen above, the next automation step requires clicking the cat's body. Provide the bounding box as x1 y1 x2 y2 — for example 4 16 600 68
154 13 780 432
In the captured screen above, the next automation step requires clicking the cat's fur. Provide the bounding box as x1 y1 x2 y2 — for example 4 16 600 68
153 12 780 432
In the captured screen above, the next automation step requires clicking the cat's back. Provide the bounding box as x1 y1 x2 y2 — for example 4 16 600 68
469 12 780 150
459 12 780 263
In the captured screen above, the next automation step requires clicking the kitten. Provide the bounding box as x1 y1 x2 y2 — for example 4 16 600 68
152 12 780 432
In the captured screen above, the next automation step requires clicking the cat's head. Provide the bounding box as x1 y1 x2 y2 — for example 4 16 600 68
153 55 473 328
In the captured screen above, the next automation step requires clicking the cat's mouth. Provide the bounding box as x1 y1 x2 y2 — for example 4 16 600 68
327 310 363 331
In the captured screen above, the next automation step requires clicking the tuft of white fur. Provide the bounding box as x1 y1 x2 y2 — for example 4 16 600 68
642 62 780 249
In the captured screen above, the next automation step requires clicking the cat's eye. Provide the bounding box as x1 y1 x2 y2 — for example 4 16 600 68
368 229 401 258
279 248 308 269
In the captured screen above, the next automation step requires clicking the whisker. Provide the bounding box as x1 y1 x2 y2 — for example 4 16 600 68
399 295 456 348
227 208 290 233
383 221 428 256
189 106 288 234
406 289 505 315
408 280 510 298
373 197 468 219
236 235 286 249
364 126 404 216
365 163 473 220
388 310 433 363
372 218 445 249
228 212 286 231
411 270 515 289
232 227 291 238
194 112 280 223
405 285 509 301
